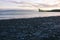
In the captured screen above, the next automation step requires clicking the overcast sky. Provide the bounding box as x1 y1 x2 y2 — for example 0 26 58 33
0 0 60 10
1 0 59 4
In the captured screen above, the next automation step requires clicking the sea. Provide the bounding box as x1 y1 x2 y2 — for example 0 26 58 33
0 9 60 20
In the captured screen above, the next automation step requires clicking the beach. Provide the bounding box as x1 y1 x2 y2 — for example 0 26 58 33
0 10 60 40
0 16 60 40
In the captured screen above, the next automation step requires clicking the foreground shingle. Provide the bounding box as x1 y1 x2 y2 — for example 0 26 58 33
0 16 60 40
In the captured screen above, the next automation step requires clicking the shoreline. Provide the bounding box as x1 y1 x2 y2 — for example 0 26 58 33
0 12 60 20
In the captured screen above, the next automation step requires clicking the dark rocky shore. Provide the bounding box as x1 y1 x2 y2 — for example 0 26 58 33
0 16 60 40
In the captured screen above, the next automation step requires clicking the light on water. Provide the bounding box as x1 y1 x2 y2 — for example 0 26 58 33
0 10 60 20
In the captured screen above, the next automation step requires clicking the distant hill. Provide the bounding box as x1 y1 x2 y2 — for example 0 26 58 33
48 9 60 12
38 9 60 12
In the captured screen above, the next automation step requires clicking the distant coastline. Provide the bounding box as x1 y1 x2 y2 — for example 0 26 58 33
38 9 60 12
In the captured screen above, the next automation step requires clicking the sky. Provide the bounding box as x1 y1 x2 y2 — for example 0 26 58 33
0 0 60 10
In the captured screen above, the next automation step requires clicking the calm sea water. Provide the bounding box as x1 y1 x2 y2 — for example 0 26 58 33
0 10 60 20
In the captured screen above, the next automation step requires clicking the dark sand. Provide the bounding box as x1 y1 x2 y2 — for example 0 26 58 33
0 16 60 40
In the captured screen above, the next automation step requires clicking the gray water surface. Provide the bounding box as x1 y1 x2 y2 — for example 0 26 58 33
0 10 60 20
